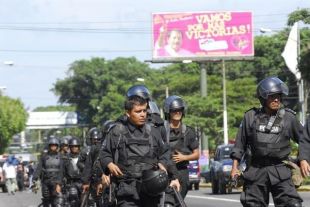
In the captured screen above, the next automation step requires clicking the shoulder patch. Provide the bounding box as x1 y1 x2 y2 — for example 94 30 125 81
285 108 297 115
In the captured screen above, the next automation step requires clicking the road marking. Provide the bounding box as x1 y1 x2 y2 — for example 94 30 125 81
186 195 274 206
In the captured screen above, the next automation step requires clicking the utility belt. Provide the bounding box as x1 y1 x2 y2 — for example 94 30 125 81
118 163 154 179
66 178 82 184
251 157 286 167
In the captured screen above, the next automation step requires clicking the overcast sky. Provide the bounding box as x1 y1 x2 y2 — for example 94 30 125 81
0 0 309 110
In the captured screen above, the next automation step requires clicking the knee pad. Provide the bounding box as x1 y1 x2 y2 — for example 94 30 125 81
68 186 79 200
68 186 78 196
53 193 64 207
42 187 50 199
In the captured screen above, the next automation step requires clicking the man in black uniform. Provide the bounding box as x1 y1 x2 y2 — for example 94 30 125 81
81 127 106 206
125 85 181 206
33 137 64 207
230 77 304 207
63 137 83 207
163 95 199 201
100 95 171 207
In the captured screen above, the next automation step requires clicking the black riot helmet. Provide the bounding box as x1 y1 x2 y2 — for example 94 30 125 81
48 137 59 146
257 77 289 105
141 169 169 196
126 85 150 100
60 136 70 147
163 95 186 120
102 120 115 135
87 127 103 145
69 137 81 147
148 101 161 115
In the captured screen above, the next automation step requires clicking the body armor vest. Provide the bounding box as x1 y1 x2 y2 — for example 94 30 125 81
165 121 191 168
115 123 157 177
250 108 290 159
43 153 61 178
67 154 81 179
165 121 191 155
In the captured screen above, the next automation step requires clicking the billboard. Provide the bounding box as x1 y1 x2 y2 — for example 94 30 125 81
152 11 253 61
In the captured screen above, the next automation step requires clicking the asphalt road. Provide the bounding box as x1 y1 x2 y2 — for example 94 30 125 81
186 188 310 207
0 188 309 207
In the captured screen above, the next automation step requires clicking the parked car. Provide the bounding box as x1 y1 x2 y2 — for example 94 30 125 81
188 160 200 190
210 144 245 194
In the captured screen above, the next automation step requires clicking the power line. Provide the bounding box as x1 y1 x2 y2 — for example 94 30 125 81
0 49 150 53
0 12 291 25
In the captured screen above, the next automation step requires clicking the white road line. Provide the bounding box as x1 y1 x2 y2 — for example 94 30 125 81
186 195 274 206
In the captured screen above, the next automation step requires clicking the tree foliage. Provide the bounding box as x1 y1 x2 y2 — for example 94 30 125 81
0 96 27 154
287 8 310 26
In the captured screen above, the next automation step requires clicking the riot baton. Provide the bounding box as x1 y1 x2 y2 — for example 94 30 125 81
109 182 112 203
80 190 90 207
159 192 165 207
172 186 187 207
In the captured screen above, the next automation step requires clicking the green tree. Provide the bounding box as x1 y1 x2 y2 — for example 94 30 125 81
53 57 155 125
287 8 310 26
0 96 27 154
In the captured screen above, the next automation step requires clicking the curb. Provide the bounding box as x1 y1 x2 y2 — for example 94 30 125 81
199 183 310 192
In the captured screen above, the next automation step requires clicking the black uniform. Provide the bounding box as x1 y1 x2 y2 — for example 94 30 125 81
81 144 105 206
63 152 83 207
33 152 64 207
166 123 199 200
100 121 171 207
230 107 303 207
77 146 91 172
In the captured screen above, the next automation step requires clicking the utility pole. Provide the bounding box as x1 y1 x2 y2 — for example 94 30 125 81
222 60 228 145
200 63 207 97
200 63 208 150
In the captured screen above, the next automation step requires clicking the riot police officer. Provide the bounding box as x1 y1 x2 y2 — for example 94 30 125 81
126 85 181 187
63 137 83 207
33 137 64 207
79 127 103 175
100 95 171 207
230 77 304 207
163 95 199 202
81 127 106 206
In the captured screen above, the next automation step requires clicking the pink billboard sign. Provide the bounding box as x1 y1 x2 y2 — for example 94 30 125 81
152 11 253 61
